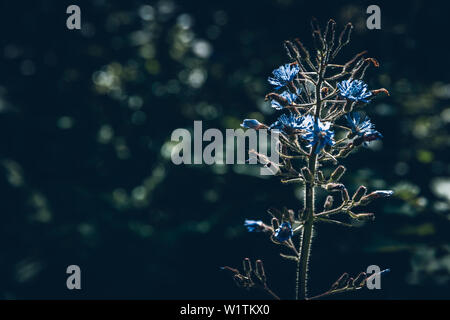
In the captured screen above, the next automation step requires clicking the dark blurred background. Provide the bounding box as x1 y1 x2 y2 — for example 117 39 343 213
0 0 449 299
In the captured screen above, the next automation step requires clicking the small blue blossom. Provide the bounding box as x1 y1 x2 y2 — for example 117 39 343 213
274 222 293 242
269 113 311 135
337 79 372 103
244 219 265 232
241 119 263 129
302 118 335 154
271 90 299 110
268 63 300 89
345 112 376 137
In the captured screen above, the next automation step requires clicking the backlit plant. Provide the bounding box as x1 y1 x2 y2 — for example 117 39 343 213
223 19 393 300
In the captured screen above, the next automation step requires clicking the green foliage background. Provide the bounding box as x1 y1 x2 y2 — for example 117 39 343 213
0 0 448 299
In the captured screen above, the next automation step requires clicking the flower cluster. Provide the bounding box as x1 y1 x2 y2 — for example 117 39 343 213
228 19 393 301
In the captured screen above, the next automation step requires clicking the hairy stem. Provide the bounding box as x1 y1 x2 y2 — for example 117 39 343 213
296 152 317 300
296 58 324 300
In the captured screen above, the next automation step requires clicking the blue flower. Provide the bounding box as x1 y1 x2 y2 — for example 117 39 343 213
241 119 263 129
302 118 335 154
337 79 372 103
271 90 299 110
345 112 376 137
274 222 293 242
268 63 300 89
269 113 311 135
244 219 265 232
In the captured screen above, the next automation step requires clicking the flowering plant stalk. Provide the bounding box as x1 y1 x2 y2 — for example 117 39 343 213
223 19 393 300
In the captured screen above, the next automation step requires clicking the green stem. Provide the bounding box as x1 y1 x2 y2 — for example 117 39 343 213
296 153 317 300
296 58 324 300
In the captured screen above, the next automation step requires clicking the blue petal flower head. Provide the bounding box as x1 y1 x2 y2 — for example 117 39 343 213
269 113 311 135
268 63 300 89
302 118 335 154
244 219 265 232
345 112 376 136
274 222 293 242
338 79 372 103
271 90 299 110
241 119 263 129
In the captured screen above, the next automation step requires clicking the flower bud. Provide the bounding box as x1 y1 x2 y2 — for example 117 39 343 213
330 165 346 182
359 190 394 206
301 167 314 182
243 257 252 274
255 260 266 282
332 273 349 290
371 88 390 96
352 186 367 202
240 119 263 129
323 195 334 210
317 170 325 183
325 183 345 192
354 213 375 221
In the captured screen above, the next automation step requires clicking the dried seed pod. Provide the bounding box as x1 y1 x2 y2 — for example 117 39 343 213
265 92 289 107
359 190 394 206
338 145 353 158
288 209 295 224
371 88 390 96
